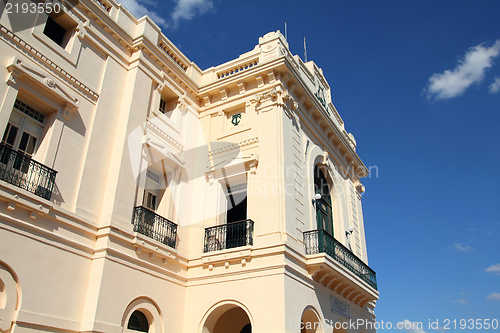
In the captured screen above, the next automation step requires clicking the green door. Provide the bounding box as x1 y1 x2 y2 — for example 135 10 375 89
314 165 333 235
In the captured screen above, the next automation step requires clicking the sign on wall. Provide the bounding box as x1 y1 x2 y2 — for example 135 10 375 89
331 296 350 319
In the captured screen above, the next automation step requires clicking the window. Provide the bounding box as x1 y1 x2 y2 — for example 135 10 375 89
42 14 77 49
143 190 157 211
158 98 167 114
156 87 179 117
127 310 149 332
43 17 66 46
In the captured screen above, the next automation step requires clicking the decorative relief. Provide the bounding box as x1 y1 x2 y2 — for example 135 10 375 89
44 77 56 88
355 181 365 194
249 86 298 117
262 40 278 53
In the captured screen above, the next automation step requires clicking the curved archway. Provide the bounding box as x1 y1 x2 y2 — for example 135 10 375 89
122 297 162 333
127 310 150 332
201 301 253 333
0 261 21 333
300 307 323 333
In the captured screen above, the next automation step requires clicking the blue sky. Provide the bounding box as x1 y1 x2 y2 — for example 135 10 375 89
120 0 500 331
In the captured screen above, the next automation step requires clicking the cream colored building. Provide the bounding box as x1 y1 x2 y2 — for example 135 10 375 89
0 1 378 332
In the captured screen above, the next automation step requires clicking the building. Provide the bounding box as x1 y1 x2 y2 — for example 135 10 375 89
0 0 378 332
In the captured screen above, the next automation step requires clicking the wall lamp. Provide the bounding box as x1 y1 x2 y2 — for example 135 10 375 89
311 193 322 205
345 226 354 237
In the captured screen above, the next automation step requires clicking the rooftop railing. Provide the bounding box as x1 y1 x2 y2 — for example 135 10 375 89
304 229 377 290
0 143 57 200
204 219 254 253
132 206 177 249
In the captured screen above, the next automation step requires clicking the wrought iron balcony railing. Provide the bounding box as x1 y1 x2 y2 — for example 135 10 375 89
204 219 254 253
0 143 57 200
132 206 177 249
304 229 377 290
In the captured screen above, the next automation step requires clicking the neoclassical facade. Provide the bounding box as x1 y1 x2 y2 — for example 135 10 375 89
0 1 378 332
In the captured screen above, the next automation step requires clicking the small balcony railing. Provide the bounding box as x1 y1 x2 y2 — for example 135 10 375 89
204 219 254 253
132 206 177 249
0 143 57 200
304 229 377 290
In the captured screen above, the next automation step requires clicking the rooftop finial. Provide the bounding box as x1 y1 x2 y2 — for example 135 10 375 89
304 36 308 62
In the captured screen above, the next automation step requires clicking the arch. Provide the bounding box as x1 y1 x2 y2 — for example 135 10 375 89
127 310 149 332
0 261 21 333
200 300 253 333
306 148 344 239
300 306 323 333
122 297 163 333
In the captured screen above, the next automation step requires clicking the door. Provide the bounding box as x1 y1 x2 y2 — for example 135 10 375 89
314 165 333 235
225 182 247 249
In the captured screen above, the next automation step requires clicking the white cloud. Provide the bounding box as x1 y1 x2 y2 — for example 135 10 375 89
487 292 500 301
397 320 427 333
486 263 500 275
451 298 467 304
425 40 500 100
118 0 168 27
171 0 213 27
453 242 474 253
490 77 500 93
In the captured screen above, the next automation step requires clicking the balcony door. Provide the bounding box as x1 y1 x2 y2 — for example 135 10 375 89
314 165 333 236
1 103 44 176
2 109 43 157
225 182 247 249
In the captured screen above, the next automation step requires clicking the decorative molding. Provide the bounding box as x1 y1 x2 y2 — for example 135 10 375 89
158 40 188 72
281 89 298 118
208 137 259 157
256 75 264 88
248 153 259 175
219 87 228 100
237 81 246 94
7 58 80 119
267 70 276 83
146 119 184 151
0 23 99 102
202 94 211 106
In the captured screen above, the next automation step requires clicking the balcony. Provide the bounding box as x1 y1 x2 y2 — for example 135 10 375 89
132 206 177 249
204 219 254 253
0 143 57 200
304 229 377 290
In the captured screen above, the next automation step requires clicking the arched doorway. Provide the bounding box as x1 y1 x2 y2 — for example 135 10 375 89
202 302 252 333
300 307 323 333
313 165 333 235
